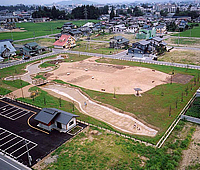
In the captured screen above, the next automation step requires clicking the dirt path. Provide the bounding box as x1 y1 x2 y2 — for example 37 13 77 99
6 84 34 99
179 125 200 170
43 84 158 136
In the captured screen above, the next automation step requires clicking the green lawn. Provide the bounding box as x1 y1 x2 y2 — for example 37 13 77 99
0 87 12 95
41 120 194 170
72 41 123 55
171 38 200 45
2 79 29 89
172 25 200 38
0 20 99 41
186 97 200 118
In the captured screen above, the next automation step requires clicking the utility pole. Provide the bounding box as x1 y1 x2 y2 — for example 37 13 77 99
25 140 32 167
84 6 88 20
20 78 24 98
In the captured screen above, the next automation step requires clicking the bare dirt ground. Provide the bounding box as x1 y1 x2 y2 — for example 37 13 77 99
179 125 200 170
170 73 194 84
48 57 170 94
0 28 26 32
159 49 200 65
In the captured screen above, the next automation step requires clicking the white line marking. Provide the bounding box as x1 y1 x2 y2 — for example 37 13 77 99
0 137 17 147
0 134 12 141
4 139 24 151
0 157 21 170
9 110 24 118
4 109 21 116
0 105 8 110
10 143 29 155
13 111 29 120
0 131 6 136
0 106 14 114
15 145 37 159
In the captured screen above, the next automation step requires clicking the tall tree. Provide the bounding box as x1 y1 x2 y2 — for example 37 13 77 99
110 6 115 20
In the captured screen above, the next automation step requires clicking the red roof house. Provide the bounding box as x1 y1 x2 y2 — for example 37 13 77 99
53 34 76 49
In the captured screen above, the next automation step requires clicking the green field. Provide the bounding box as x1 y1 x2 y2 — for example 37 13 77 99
72 41 123 55
39 120 194 170
186 97 200 118
172 25 200 38
171 38 200 45
0 20 99 41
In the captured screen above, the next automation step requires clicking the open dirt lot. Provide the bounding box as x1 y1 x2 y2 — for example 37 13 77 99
159 49 200 65
48 57 170 94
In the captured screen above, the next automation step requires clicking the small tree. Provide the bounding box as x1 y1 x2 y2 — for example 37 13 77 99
175 99 178 109
169 105 172 117
59 97 61 107
181 92 184 102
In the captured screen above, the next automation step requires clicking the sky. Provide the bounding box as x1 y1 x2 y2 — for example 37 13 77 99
0 0 126 6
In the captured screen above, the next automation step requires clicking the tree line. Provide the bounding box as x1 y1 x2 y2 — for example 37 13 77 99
32 6 65 19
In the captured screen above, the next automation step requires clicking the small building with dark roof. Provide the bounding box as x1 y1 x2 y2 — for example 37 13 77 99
34 108 79 132
109 36 129 49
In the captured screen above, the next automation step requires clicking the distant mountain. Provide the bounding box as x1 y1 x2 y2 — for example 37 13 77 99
56 0 97 5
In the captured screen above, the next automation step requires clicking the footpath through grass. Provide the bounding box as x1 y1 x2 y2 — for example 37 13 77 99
0 20 99 41
18 86 115 131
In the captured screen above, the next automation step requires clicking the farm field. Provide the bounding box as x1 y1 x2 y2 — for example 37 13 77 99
14 38 55 47
172 25 200 38
72 41 124 55
158 49 200 65
0 20 99 40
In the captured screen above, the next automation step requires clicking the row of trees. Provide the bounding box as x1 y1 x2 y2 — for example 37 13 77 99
0 4 35 11
174 8 199 19
32 6 65 19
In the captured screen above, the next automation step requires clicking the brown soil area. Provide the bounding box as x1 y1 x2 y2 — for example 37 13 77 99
48 60 64 64
48 57 170 94
168 73 194 84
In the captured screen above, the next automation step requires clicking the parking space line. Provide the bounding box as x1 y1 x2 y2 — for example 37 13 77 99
1 107 14 114
4 139 24 151
0 105 8 109
0 134 12 141
9 110 24 118
0 131 6 136
0 137 17 147
4 109 21 116
13 111 29 120
10 143 29 155
16 145 37 159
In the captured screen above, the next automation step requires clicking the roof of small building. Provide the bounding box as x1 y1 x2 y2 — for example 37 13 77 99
138 40 150 46
152 36 163 42
34 108 79 125
25 42 41 48
0 41 16 54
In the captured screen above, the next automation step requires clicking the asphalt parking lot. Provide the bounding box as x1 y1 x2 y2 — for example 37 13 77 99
0 98 87 167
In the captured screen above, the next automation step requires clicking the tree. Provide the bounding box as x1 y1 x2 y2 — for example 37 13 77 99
132 6 143 17
160 10 168 17
110 6 115 20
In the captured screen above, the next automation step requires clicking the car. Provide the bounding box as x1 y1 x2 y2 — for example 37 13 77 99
22 55 30 60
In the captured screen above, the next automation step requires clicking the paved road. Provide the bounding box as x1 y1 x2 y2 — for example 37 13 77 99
0 153 30 170
174 46 200 51
1 47 200 70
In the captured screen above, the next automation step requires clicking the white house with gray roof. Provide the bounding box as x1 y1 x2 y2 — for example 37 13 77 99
0 41 16 58
34 108 79 133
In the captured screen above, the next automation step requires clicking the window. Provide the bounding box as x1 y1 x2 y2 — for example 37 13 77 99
69 120 74 126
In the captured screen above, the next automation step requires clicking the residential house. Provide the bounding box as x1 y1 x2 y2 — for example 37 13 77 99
126 25 139 33
22 42 42 56
53 34 76 49
136 27 156 39
83 22 94 28
156 24 167 35
0 41 16 58
112 24 127 32
34 108 79 132
110 36 129 49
